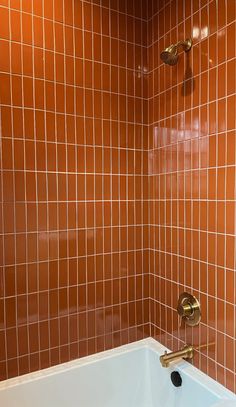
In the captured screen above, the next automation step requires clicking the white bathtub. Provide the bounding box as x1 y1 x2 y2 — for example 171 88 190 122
0 338 235 407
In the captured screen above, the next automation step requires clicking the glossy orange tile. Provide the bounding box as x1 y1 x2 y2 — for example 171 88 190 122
1 0 235 393
0 0 149 380
148 0 236 393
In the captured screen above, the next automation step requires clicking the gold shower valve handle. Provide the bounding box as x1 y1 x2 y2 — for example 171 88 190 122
177 292 201 327
177 302 192 317
177 302 193 327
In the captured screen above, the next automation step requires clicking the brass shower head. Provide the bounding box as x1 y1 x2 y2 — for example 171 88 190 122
160 38 192 66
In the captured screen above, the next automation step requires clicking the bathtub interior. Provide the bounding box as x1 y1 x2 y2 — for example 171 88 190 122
0 347 150 407
0 339 235 407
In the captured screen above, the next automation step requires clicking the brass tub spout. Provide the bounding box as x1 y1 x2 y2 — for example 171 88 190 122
160 345 194 368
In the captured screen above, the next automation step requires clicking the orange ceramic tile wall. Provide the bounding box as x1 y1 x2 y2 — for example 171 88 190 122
0 0 150 379
148 0 236 392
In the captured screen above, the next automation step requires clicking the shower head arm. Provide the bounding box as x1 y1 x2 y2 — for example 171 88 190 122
176 38 192 53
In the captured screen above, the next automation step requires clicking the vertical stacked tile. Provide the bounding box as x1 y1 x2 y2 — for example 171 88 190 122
148 0 236 392
0 0 150 380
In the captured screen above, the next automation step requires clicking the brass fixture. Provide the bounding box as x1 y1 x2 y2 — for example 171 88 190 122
177 292 201 327
160 345 194 368
160 38 192 65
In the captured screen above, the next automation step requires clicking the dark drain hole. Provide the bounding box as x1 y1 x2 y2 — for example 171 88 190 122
171 371 182 387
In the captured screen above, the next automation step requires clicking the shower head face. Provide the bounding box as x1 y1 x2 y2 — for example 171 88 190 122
160 39 192 66
160 44 179 65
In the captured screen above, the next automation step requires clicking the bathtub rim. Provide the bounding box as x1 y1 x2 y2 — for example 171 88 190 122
0 337 235 401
